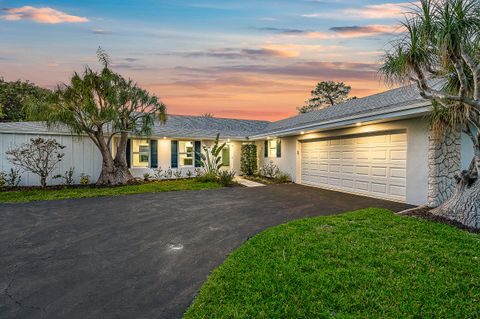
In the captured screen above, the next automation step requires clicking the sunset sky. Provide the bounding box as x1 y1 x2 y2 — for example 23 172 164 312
0 1 412 121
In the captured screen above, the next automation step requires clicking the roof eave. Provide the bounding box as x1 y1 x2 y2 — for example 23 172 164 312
248 101 432 140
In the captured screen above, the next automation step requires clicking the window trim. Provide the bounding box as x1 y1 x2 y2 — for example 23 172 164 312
221 144 231 167
178 140 195 168
131 139 150 168
268 139 278 158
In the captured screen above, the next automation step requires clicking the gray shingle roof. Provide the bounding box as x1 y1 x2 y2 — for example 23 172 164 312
0 83 430 139
254 83 427 136
150 115 270 139
0 116 271 139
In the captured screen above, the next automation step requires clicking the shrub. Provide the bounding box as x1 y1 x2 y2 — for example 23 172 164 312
194 168 203 178
185 170 193 178
80 174 90 185
6 137 65 187
218 170 236 186
241 144 257 176
259 161 280 179
173 170 182 179
0 171 5 188
143 173 152 182
5 168 21 187
163 168 173 180
198 133 226 175
54 167 75 186
196 172 218 183
275 172 291 184
153 167 163 180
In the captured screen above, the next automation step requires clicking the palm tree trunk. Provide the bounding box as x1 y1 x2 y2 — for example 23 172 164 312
431 152 480 229
95 131 133 186
113 131 134 183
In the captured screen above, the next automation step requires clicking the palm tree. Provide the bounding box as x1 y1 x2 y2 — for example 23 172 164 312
28 48 166 185
380 0 480 228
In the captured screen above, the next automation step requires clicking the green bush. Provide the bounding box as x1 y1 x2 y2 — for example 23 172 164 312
240 144 257 176
218 170 236 186
196 172 218 183
259 161 280 179
0 171 5 188
275 172 291 183
80 174 90 185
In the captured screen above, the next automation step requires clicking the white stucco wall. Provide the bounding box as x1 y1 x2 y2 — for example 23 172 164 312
256 117 430 205
0 132 102 186
129 139 242 178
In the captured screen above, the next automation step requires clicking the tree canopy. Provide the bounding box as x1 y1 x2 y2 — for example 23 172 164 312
298 81 354 114
380 0 480 228
0 78 53 122
27 48 167 185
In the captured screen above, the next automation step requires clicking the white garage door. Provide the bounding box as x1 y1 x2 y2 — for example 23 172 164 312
301 131 407 202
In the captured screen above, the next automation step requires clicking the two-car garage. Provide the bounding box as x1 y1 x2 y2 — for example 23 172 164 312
300 131 408 202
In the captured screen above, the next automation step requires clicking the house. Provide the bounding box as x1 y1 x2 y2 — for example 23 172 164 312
0 84 473 206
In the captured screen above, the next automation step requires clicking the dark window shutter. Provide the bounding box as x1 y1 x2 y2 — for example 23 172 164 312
264 140 268 158
276 139 282 158
171 141 178 168
126 139 131 168
194 141 202 167
150 139 158 168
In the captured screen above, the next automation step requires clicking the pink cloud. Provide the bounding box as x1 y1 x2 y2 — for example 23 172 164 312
306 24 403 39
303 2 417 19
1 6 89 24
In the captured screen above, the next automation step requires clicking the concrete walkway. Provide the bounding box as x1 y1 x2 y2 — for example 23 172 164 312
0 184 412 319
235 176 265 187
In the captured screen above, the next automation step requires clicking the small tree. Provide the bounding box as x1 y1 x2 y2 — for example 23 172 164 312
240 144 257 175
298 81 355 114
6 137 65 187
198 134 226 175
28 48 166 186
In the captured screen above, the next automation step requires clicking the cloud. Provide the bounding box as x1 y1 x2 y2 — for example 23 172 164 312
306 24 402 39
91 29 112 35
170 46 299 60
1 6 88 24
303 2 416 19
252 27 307 35
173 60 379 81
254 24 401 39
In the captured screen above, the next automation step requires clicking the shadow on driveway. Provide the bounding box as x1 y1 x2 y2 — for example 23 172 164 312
0 184 411 318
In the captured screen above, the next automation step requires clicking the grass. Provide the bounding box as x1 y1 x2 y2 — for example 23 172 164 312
0 179 221 203
185 208 480 318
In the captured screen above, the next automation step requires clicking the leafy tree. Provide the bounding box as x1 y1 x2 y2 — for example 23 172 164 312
0 78 53 122
298 81 355 114
380 0 480 228
28 48 166 186
6 137 65 187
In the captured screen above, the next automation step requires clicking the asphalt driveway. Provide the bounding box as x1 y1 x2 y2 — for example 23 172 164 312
0 184 411 319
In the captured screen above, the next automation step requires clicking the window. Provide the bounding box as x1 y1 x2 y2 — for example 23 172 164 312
222 145 230 167
268 140 277 157
132 139 150 168
179 141 194 167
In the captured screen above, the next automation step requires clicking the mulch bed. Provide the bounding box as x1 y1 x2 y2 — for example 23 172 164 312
399 206 479 233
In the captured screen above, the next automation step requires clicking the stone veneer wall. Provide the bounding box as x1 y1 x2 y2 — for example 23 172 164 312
427 129 461 207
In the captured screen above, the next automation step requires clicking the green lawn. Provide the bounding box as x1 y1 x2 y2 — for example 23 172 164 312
0 179 221 203
185 208 480 318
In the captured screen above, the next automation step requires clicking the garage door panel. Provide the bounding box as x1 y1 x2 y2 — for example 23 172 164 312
301 131 407 202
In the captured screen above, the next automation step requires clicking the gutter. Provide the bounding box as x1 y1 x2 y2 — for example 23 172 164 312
248 101 432 140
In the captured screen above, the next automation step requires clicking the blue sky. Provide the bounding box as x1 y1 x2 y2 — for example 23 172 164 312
0 0 412 120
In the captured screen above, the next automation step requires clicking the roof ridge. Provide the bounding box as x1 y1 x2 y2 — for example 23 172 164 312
167 114 271 123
